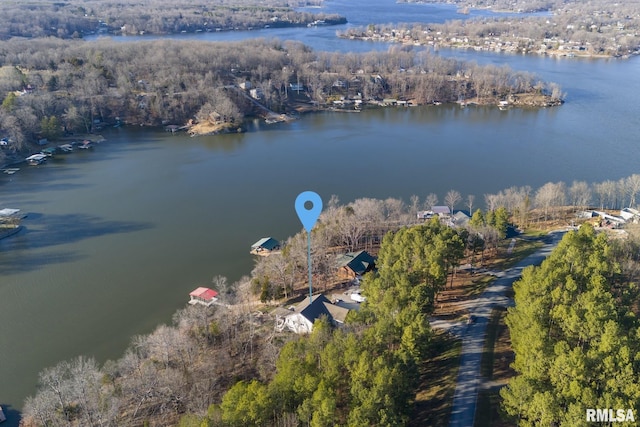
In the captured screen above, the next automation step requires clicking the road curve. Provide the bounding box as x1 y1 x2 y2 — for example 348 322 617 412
448 230 566 427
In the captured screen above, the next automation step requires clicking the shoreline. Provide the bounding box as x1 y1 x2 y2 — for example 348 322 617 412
0 134 106 170
339 33 638 59
186 96 560 136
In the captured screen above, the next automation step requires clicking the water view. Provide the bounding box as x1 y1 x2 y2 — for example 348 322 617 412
1 0 639 419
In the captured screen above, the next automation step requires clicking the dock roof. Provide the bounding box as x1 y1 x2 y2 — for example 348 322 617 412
251 237 280 251
189 287 218 301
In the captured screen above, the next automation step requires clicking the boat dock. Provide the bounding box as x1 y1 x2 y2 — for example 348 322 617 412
25 153 47 165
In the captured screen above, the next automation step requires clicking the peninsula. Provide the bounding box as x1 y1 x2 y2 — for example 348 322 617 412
0 37 562 157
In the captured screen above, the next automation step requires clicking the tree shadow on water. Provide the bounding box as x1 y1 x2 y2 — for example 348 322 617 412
0 213 154 273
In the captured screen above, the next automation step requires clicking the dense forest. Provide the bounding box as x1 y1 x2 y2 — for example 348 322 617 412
0 37 562 162
0 0 343 39
20 172 640 426
502 225 640 425
341 0 640 58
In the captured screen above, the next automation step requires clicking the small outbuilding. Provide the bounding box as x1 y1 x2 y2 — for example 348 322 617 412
188 287 218 307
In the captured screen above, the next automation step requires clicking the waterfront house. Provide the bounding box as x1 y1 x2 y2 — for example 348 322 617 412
275 294 350 334
336 250 376 280
452 211 471 227
250 237 281 255
417 210 434 220
432 206 452 217
188 287 218 307
620 208 640 222
594 211 625 227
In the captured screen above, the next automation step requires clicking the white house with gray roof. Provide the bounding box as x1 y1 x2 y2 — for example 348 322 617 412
275 294 350 334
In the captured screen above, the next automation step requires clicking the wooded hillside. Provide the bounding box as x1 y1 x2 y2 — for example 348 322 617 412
0 37 561 160
0 0 343 39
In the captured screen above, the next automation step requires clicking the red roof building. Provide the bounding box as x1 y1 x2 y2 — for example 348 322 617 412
188 287 218 307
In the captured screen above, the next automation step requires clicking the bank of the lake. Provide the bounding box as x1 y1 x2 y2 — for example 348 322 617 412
1 55 640 411
1 2 640 421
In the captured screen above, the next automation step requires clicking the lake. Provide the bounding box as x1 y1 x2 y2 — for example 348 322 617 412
1 0 639 421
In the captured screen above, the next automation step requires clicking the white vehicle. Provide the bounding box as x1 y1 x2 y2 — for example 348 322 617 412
350 291 366 303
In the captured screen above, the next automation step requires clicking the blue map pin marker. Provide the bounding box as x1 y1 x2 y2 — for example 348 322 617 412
295 191 322 232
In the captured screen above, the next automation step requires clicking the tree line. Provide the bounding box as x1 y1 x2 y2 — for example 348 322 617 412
253 174 640 304
0 0 341 40
251 193 510 303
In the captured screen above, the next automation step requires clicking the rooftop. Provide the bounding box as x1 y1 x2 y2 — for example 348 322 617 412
251 237 280 251
336 250 376 275
189 287 218 301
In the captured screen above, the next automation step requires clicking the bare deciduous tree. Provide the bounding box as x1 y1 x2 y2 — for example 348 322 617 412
425 193 438 211
445 190 462 214
466 194 475 215
569 180 591 211
625 174 640 208
484 193 499 212
535 181 566 220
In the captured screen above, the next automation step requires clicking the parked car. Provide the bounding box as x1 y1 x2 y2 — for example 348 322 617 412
350 291 366 303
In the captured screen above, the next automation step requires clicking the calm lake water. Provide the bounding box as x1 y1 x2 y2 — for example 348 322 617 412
1 0 639 421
